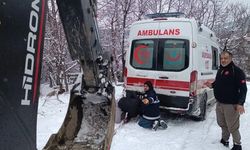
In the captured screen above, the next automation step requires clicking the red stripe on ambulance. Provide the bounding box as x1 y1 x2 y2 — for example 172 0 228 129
127 77 189 91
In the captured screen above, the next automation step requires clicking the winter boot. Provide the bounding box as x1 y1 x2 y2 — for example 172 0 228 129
220 139 229 147
159 120 168 129
231 144 242 150
152 120 160 131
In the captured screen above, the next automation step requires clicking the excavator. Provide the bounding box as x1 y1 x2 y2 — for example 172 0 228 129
0 0 115 149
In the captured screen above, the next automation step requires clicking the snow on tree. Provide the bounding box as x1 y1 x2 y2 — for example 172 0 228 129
97 0 250 76
41 0 81 92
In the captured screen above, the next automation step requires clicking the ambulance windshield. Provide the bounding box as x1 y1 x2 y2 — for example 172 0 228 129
130 39 189 71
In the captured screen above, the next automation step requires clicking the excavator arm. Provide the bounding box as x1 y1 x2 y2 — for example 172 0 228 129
0 0 115 149
56 0 101 89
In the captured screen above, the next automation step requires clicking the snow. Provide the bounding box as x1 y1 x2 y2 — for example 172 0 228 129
37 82 250 150
111 82 250 150
37 84 70 150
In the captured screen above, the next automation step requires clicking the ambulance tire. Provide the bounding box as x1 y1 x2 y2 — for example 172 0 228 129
191 93 207 121
197 93 207 121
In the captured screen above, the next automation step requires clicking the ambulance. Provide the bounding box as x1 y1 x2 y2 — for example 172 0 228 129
124 13 220 120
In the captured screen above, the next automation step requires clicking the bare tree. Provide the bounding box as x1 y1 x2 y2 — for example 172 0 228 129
133 0 149 20
214 3 249 50
98 0 134 81
146 0 174 13
42 0 80 92
97 0 250 77
120 0 134 78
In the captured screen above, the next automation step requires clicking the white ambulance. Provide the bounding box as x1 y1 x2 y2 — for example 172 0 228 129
124 13 220 120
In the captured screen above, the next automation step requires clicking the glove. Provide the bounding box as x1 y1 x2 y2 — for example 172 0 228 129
136 91 144 100
139 95 144 100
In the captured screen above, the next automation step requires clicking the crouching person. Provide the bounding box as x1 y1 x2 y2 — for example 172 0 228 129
138 81 167 130
118 95 140 123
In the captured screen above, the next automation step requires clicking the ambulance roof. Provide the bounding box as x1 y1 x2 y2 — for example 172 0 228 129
132 17 196 26
131 17 218 41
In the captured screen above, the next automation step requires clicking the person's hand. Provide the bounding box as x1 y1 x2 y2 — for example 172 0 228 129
204 81 212 88
142 98 149 105
236 105 245 114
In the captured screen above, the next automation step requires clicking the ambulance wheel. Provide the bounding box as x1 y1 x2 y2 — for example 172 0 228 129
197 93 207 121
192 93 207 121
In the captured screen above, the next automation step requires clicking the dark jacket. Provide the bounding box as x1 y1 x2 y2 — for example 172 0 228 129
212 62 247 105
140 89 160 120
118 97 140 118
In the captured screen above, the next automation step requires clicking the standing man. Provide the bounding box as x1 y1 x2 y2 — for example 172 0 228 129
207 51 247 150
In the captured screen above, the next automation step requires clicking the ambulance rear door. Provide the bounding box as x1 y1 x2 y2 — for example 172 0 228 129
154 20 193 99
126 20 160 91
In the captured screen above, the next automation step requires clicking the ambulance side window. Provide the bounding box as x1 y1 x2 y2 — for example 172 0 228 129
159 39 189 71
212 46 219 70
130 40 154 69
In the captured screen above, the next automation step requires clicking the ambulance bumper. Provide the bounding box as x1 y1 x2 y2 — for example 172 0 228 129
158 94 191 112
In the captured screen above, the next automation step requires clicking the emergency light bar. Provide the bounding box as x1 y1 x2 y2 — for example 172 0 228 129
145 12 185 19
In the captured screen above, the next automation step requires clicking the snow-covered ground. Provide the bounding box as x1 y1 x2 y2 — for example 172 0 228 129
111 83 250 150
37 82 250 150
37 84 70 150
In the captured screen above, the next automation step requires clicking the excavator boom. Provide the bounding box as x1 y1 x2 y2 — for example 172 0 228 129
0 0 114 149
